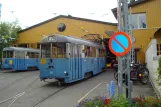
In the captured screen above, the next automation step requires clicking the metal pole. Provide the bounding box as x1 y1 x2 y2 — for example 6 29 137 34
117 0 132 103
117 0 123 96
123 0 131 101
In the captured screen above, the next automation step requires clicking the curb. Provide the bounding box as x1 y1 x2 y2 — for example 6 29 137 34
149 75 161 99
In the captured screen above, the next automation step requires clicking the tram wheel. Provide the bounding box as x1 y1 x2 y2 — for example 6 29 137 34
57 81 62 86
57 80 65 86
84 72 93 79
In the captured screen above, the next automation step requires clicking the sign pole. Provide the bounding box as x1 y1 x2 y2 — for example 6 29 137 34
117 0 123 97
117 0 133 103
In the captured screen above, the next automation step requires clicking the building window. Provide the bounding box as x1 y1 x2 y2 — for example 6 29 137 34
37 43 40 49
131 50 136 63
129 13 147 29
18 44 27 48
157 44 161 55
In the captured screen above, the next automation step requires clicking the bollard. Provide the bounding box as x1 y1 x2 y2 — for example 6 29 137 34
109 81 115 98
106 84 110 96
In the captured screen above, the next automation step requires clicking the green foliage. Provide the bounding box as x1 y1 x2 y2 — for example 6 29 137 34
109 95 131 107
0 21 21 43
77 96 106 107
0 20 22 60
156 57 161 85
132 96 161 107
157 58 161 82
77 95 161 107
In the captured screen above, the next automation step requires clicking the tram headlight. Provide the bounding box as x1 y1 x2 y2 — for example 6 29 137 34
64 71 68 76
130 63 133 67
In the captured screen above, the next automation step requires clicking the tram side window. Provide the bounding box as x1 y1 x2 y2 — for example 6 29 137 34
27 52 32 58
32 52 39 58
84 46 96 58
91 47 96 57
103 50 105 56
99 49 101 57
26 52 30 58
27 52 39 58
102 49 105 57
85 46 90 58
3 51 7 58
35 53 39 58
3 51 13 58
99 49 104 57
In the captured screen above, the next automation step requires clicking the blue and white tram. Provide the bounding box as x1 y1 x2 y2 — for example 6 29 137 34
2 47 40 71
39 35 106 84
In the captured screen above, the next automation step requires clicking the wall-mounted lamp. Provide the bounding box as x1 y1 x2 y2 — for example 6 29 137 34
104 30 114 37
141 45 143 48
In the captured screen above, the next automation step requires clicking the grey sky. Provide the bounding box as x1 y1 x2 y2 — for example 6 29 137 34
0 0 118 29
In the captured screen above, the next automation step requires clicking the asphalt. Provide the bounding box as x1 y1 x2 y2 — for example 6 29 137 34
0 69 157 107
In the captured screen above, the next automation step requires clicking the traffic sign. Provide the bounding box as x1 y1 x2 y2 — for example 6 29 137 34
108 32 132 56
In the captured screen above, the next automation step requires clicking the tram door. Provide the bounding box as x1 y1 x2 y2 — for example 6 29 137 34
77 45 82 78
96 49 99 72
69 44 82 80
15 51 26 70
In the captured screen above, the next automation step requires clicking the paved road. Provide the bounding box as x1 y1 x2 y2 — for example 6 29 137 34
0 69 156 107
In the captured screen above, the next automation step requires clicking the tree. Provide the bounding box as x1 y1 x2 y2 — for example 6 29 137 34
0 20 22 60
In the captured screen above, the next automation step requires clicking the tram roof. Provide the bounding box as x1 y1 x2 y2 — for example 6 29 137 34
3 47 40 53
40 34 105 49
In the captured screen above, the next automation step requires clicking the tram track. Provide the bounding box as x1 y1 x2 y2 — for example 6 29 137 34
0 72 39 91
33 86 67 107
0 77 39 107
0 70 38 80
0 78 68 107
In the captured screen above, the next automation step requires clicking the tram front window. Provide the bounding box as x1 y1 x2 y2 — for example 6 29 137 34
51 43 66 58
3 51 14 58
41 44 51 58
40 43 66 58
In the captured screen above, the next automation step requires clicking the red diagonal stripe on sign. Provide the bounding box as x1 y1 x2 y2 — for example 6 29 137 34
113 37 126 51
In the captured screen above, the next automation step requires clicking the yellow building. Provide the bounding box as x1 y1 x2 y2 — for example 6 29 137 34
14 15 117 49
112 0 161 63
14 0 161 64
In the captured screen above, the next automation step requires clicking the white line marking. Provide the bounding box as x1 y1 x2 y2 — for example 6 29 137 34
78 83 102 103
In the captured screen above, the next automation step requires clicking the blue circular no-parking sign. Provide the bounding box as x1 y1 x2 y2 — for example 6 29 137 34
108 32 132 56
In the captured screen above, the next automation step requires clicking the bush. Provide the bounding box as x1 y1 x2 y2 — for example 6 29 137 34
76 95 130 107
108 95 130 107
132 95 161 107
76 95 161 107
157 58 161 79
76 96 106 107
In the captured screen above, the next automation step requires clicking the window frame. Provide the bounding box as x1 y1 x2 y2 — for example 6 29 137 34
40 43 66 58
3 51 14 58
129 12 147 29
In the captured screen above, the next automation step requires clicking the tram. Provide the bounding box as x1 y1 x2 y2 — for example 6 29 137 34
39 34 106 85
2 47 40 71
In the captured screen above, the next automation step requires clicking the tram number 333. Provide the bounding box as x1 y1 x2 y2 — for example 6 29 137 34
40 58 46 64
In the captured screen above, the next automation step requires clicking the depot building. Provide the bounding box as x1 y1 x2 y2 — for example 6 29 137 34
13 0 161 64
13 15 117 64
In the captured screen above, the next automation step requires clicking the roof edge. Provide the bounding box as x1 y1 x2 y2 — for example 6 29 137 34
18 15 117 33
111 0 148 19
